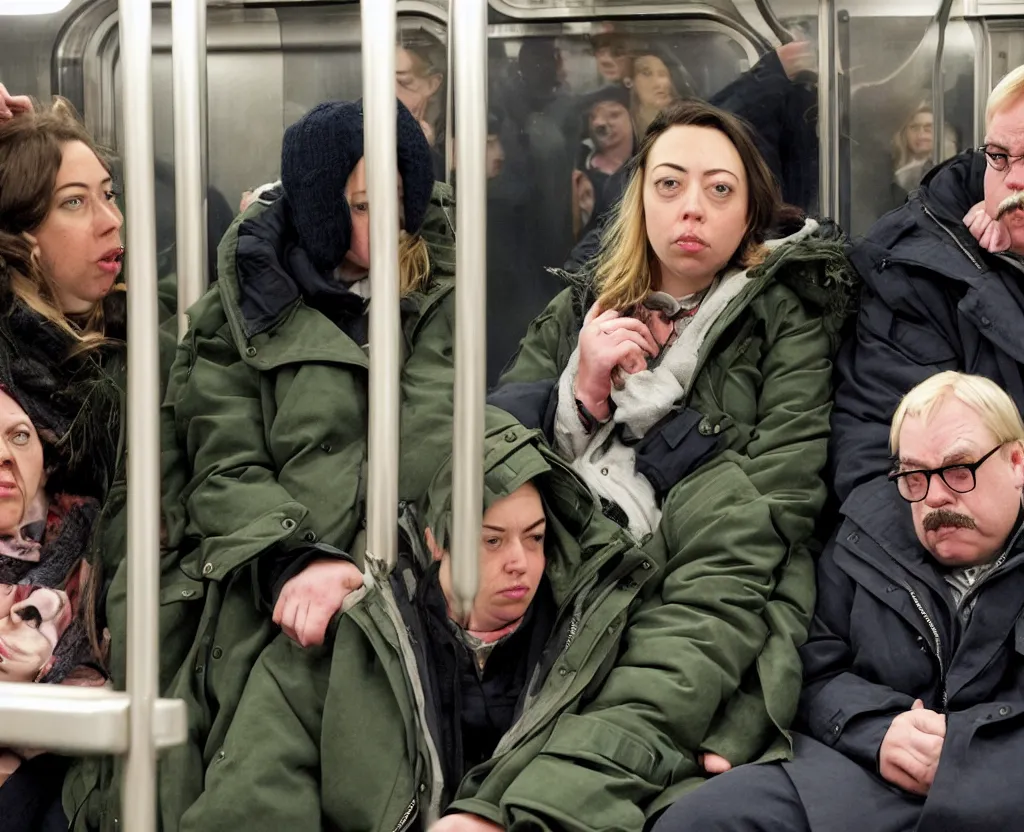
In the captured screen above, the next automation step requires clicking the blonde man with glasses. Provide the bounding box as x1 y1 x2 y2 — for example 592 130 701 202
652 371 1024 832
832 64 1024 503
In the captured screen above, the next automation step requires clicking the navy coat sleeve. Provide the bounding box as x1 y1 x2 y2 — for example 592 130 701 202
798 539 917 772
708 50 791 188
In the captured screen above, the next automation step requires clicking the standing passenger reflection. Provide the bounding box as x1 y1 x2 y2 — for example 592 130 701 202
626 46 694 137
892 104 959 201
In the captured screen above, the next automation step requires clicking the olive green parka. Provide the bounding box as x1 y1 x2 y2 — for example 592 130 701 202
64 182 458 832
497 217 858 815
177 410 667 832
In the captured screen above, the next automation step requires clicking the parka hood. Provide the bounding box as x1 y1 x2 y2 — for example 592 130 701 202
559 215 858 351
419 406 627 606
216 180 457 341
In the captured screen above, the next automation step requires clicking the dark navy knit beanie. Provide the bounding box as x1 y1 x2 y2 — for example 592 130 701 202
280 98 435 273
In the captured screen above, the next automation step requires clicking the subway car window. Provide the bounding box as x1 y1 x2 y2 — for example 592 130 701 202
483 20 819 384
843 0 960 235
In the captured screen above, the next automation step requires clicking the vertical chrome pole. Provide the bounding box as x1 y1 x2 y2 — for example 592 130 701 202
362 0 401 569
451 0 487 614
172 0 207 339
118 0 161 827
817 0 839 219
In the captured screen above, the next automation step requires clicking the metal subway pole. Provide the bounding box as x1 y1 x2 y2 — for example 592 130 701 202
119 0 163 826
361 0 401 570
817 0 839 220
172 0 208 339
450 0 487 615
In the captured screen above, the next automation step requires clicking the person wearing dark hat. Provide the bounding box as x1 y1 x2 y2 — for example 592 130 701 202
138 97 458 832
573 85 635 242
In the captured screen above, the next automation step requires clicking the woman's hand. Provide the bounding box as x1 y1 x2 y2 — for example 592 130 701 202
575 304 658 421
0 84 33 121
964 201 1011 253
273 558 364 647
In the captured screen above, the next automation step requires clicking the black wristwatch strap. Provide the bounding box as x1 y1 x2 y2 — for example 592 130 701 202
575 397 601 434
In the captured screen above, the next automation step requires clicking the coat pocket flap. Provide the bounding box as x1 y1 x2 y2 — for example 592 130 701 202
541 712 677 784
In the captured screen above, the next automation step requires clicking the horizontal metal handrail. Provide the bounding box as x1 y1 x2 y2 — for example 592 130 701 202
0 684 187 754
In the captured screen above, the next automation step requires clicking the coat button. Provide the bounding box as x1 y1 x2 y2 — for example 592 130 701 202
180 589 195 598
246 346 257 357
832 724 840 735
601 467 609 476
282 518 297 531
202 563 213 576
304 531 317 543
982 316 992 327
320 442 332 453
698 419 711 436
999 706 1011 716
641 561 651 570
559 668 568 677
713 424 721 434
212 647 224 660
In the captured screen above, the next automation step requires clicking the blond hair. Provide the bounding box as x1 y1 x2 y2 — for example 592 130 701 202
987 64 1024 125
398 230 431 295
890 371 1024 454
592 99 781 313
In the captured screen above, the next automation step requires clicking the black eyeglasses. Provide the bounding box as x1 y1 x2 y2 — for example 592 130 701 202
979 145 1024 173
889 444 1004 503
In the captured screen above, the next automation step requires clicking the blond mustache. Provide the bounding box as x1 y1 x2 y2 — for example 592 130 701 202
996 191 1024 220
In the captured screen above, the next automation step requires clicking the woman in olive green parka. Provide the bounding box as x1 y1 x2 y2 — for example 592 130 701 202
63 99 458 832
493 99 858 817
177 409 668 832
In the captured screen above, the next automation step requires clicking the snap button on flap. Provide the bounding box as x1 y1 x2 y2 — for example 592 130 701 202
698 417 712 436
558 668 568 677
832 724 840 735
202 563 213 576
304 531 317 542
212 647 224 660
282 518 297 531
245 346 257 357
181 589 195 598
848 533 860 544
641 561 651 570
504 431 517 443
1000 706 1011 716
601 467 609 476
713 424 721 435
320 442 332 453
982 316 992 327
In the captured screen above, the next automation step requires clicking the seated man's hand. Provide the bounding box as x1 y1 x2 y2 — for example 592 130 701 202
964 201 1011 253
430 814 503 832
699 752 733 775
878 699 945 795
273 558 363 648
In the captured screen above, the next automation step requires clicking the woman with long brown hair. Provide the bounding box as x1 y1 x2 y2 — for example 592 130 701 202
495 98 858 813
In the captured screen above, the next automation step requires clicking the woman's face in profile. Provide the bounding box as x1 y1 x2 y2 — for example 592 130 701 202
0 586 70 682
0 390 44 539
395 47 442 124
643 124 749 291
632 55 676 110
905 111 934 158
